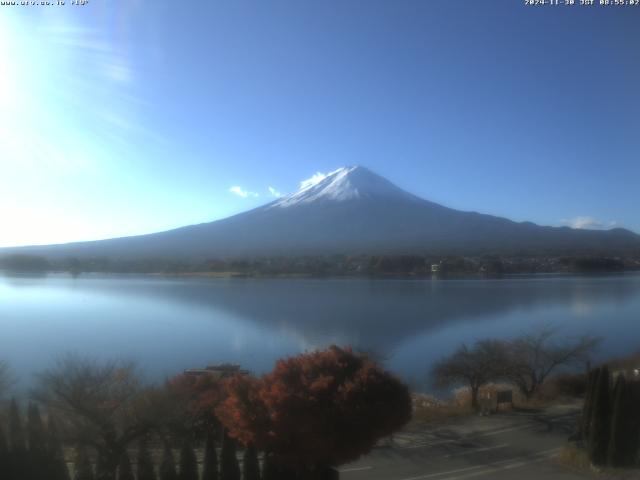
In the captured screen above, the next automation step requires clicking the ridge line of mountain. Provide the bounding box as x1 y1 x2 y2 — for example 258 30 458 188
1 166 638 262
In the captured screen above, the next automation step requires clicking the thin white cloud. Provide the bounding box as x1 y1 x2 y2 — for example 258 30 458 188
268 186 282 197
560 216 618 230
299 171 327 190
42 21 135 85
229 186 259 198
104 61 133 84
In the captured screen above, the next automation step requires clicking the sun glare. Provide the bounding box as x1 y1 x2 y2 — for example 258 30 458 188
0 14 35 166
0 17 19 112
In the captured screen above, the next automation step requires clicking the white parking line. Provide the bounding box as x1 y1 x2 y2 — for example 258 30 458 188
443 443 508 458
339 466 373 473
437 452 558 479
396 447 561 480
473 423 533 438
402 442 451 450
399 423 533 450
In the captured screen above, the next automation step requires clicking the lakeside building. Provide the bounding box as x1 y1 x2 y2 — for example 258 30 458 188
184 363 249 379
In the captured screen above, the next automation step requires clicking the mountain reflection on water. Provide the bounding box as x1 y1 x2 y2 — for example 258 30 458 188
1 273 639 391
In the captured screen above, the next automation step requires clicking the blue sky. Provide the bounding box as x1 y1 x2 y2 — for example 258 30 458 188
1 0 638 247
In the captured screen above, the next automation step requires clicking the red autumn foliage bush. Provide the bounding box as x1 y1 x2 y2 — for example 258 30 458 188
166 372 225 434
217 346 412 470
215 374 270 446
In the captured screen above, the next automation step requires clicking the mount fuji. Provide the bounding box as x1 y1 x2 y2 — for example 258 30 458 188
4 166 639 260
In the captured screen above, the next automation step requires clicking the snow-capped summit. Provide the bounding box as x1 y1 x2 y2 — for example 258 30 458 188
272 166 418 208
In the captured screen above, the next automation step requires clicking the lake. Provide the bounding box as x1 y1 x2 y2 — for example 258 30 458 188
1 273 639 392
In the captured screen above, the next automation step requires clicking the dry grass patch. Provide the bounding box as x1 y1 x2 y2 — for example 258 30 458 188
410 393 471 426
557 444 640 479
557 444 593 473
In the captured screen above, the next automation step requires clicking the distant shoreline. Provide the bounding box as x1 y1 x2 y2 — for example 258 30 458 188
147 269 640 280
2 252 639 279
2 268 633 281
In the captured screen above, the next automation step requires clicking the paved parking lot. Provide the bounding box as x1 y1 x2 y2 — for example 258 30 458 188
339 405 591 480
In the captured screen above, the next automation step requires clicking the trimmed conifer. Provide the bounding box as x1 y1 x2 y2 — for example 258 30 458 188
136 439 156 480
243 443 260 480
178 440 198 480
261 454 277 480
312 465 339 480
587 365 610 466
8 399 27 480
609 373 640 467
160 444 178 480
202 433 218 480
47 416 70 480
27 403 46 455
117 451 135 480
95 452 112 480
0 423 10 480
8 399 26 452
581 369 598 443
626 381 640 462
74 446 94 480
261 455 295 480
607 374 627 466
219 431 240 480
27 402 47 479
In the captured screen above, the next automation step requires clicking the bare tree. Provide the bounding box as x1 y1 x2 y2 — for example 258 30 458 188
432 339 509 410
505 326 600 400
33 355 161 480
0 361 12 398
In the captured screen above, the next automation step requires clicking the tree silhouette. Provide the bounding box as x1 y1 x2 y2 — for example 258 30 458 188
117 451 135 480
0 424 10 480
0 361 11 399
27 403 47 480
505 327 599 400
201 432 218 480
588 366 610 465
433 340 507 410
159 444 178 480
242 443 260 480
8 399 27 480
607 374 626 467
136 439 156 480
96 451 114 480
580 369 598 443
607 374 640 467
8 399 26 452
260 454 295 480
74 446 94 480
628 381 640 463
47 416 71 480
35 357 158 480
27 403 46 453
178 440 198 480
219 430 240 480
261 454 277 480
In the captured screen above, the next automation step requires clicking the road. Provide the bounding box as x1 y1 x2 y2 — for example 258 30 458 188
339 405 590 480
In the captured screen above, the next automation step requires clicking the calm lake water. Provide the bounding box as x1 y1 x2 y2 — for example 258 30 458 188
1 273 640 392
